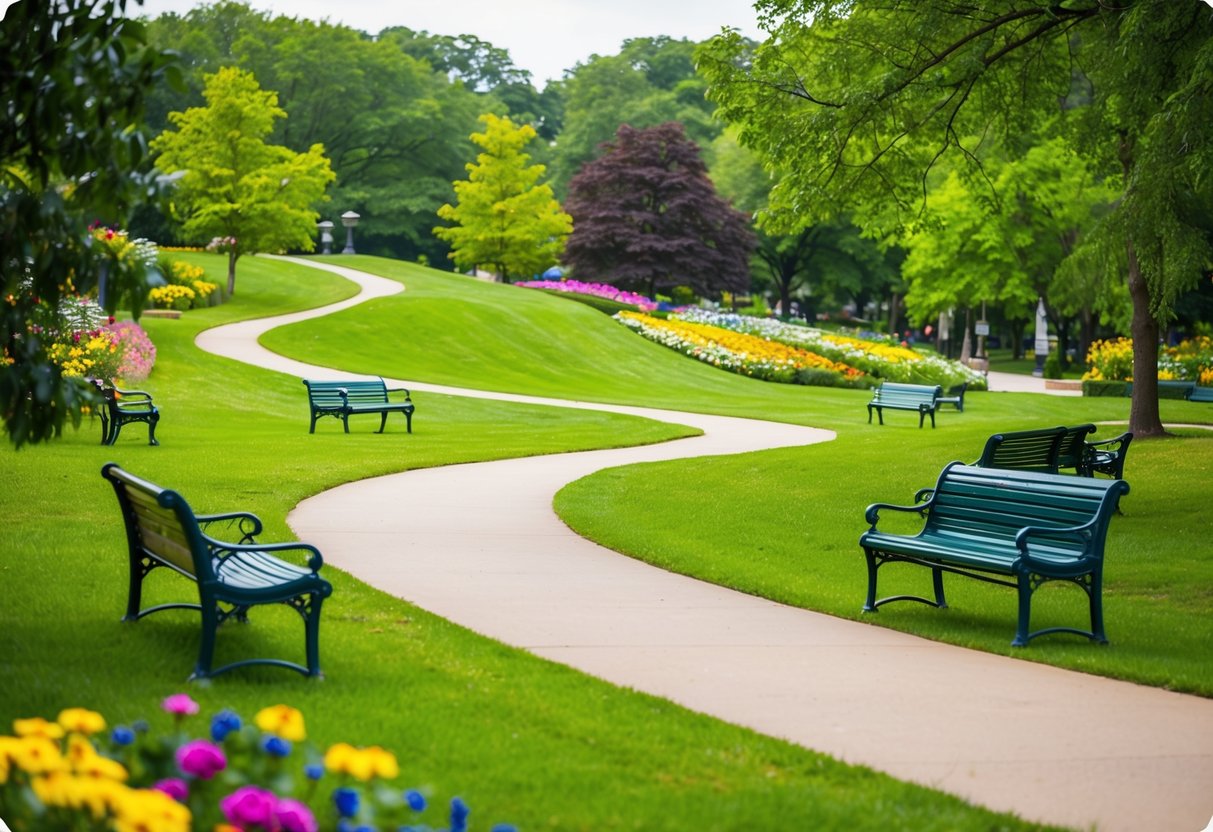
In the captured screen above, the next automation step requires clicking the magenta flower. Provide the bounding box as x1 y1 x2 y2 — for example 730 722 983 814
162 693 199 716
152 778 189 802
276 797 319 832
176 739 226 779
220 786 278 829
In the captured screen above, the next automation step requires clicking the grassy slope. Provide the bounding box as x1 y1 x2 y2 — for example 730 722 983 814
267 256 1213 695
0 254 1058 831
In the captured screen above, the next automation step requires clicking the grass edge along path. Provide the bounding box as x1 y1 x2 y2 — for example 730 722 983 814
0 254 1056 830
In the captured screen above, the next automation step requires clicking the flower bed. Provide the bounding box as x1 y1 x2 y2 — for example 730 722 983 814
516 280 657 311
616 311 863 385
673 310 985 389
0 697 515 832
1085 336 1213 384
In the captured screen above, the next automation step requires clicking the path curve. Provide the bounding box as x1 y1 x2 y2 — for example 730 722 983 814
200 257 1213 832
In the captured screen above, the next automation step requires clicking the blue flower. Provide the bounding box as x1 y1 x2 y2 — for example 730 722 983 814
111 725 135 746
490 826 518 832
210 709 242 743
333 786 360 818
132 719 150 734
261 735 292 757
450 796 470 832
403 789 426 812
305 763 324 781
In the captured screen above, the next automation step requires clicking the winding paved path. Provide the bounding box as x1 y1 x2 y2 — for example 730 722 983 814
199 257 1213 832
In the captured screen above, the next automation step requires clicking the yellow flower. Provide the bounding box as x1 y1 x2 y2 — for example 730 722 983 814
58 707 106 736
365 745 399 779
14 716 65 739
254 704 306 742
324 741 358 775
114 786 191 832
10 735 69 774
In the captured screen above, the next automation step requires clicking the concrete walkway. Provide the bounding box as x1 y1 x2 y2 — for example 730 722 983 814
200 258 1213 832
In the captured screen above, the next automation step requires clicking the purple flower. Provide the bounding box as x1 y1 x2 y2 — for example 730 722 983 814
262 735 292 757
176 739 226 779
404 789 426 812
162 693 200 717
152 778 189 802
333 786 360 818
210 708 242 743
220 785 277 828
276 798 318 832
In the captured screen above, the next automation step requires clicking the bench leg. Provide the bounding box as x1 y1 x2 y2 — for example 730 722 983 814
147 411 160 446
405 410 412 434
377 412 388 433
304 592 325 677
124 555 152 621
931 566 947 608
342 414 350 434
1013 573 1034 647
1088 572 1108 645
193 602 220 680
862 549 880 612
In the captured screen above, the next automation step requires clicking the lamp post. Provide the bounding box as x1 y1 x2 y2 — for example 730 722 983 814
316 220 334 255
1033 297 1049 377
340 211 360 255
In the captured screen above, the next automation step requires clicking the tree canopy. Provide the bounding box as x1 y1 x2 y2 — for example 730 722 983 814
151 67 335 294
1 0 177 447
700 0 1213 436
564 122 755 298
434 114 571 283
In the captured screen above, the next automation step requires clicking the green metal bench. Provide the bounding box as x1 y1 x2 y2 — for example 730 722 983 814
1084 431 1133 480
866 381 943 428
92 381 160 446
975 424 1097 474
860 463 1129 646
303 377 415 434
102 463 332 680
935 381 969 412
1187 386 1213 403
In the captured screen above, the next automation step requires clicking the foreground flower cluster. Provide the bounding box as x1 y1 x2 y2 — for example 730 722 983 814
616 311 863 385
0 697 516 832
515 280 657 311
34 295 157 384
1086 336 1213 384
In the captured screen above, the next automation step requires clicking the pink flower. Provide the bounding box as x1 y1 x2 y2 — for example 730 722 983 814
162 693 199 716
152 778 189 802
220 785 277 828
175 739 226 780
276 798 319 832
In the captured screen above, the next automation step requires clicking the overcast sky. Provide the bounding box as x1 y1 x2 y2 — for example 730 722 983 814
128 0 766 86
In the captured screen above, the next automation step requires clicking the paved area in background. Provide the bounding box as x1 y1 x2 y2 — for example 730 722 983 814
199 258 1213 832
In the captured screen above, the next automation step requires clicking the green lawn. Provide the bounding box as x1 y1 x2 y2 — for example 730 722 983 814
5 252 1208 830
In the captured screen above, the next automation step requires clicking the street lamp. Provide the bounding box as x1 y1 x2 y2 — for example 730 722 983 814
340 211 360 255
316 220 334 255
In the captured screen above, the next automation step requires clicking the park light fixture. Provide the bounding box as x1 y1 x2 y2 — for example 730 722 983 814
316 220 334 255
340 211 360 254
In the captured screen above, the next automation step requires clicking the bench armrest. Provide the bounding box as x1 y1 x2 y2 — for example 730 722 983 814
206 538 325 572
385 387 412 401
1014 521 1098 566
1086 432 1131 450
865 500 928 528
113 387 154 401
197 511 264 544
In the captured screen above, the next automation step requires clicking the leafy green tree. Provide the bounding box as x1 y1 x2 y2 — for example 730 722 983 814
700 0 1213 437
1 0 176 447
151 67 335 295
564 123 755 299
434 114 572 282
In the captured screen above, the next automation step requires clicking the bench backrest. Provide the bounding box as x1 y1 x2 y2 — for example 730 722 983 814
925 463 1127 554
1055 423 1097 471
871 382 942 407
102 463 213 582
977 424 1096 473
303 378 388 406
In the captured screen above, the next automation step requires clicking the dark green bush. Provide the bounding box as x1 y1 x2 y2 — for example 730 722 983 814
535 289 641 316
1043 350 1064 379
1083 380 1130 397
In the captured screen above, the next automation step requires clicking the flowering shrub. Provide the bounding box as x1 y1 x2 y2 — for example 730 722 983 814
45 331 122 380
674 309 985 389
0 698 517 832
207 236 238 254
516 280 658 311
616 311 863 385
1085 336 1213 384
150 284 197 311
105 321 156 382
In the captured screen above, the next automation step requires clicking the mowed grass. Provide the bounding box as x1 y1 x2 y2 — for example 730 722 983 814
269 255 1213 695
0 254 1063 830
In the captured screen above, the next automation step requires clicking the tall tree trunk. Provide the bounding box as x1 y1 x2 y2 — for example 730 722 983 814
1126 238 1166 437
887 291 901 337
227 250 238 296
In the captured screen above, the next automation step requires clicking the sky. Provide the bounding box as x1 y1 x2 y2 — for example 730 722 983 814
128 0 767 86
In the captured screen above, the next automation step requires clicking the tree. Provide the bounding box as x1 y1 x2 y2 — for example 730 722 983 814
564 123 756 298
700 1 1213 437
151 67 335 294
433 114 572 282
1 0 176 447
